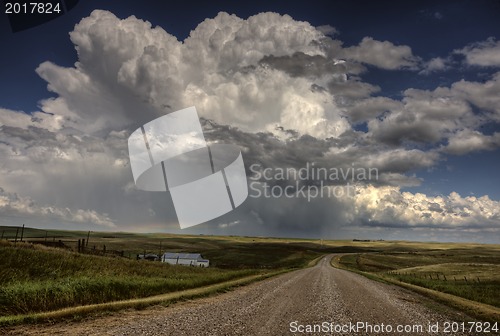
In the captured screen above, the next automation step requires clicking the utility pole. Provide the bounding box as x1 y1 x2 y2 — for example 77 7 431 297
159 241 162 261
20 224 25 242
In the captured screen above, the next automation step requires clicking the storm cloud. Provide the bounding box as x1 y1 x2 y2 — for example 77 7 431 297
1 10 499 242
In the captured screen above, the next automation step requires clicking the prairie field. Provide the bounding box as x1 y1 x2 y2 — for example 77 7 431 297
337 246 500 308
1 225 499 324
0 226 333 319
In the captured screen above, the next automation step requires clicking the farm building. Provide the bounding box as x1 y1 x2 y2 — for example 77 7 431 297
161 252 209 267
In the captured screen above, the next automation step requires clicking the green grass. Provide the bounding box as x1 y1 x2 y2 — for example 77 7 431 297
0 227 337 318
0 242 256 316
0 271 285 327
201 243 323 269
0 226 376 260
338 248 500 308
4 225 499 323
388 274 499 308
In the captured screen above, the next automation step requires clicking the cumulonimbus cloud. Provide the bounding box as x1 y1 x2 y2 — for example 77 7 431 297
0 10 499 239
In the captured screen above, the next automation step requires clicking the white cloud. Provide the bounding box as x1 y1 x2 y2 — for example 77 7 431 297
342 37 420 70
0 116 139 229
346 97 402 123
363 148 439 173
367 87 473 145
349 185 500 229
444 129 500 155
451 72 500 120
316 24 338 36
0 187 115 227
0 108 64 131
455 37 500 67
419 57 449 75
33 10 354 139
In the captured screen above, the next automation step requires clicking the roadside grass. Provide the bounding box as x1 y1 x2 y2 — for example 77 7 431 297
0 230 332 321
353 248 500 272
0 242 257 316
335 248 500 321
388 274 499 308
0 271 287 327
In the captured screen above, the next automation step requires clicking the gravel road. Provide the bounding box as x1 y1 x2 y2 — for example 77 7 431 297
7 255 473 336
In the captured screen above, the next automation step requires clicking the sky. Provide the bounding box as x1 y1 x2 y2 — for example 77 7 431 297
1 0 499 243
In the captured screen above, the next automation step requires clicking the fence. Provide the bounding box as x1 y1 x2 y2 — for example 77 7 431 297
76 238 125 257
386 271 482 283
0 227 127 258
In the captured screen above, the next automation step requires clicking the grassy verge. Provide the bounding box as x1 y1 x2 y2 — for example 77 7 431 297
0 270 287 327
385 272 498 308
0 242 257 316
332 252 500 322
0 235 325 325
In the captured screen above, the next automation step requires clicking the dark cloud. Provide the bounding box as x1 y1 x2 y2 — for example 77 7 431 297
259 52 350 79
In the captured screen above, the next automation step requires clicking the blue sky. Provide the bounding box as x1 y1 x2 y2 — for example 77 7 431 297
1 1 499 243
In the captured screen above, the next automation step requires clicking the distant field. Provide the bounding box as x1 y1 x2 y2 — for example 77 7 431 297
0 225 375 268
337 247 500 308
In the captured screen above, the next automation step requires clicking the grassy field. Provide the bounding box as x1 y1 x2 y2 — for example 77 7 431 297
0 226 341 319
0 240 258 316
337 247 500 308
0 226 377 269
2 225 499 324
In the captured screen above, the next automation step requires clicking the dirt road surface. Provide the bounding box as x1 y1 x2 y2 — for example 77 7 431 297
7 256 472 335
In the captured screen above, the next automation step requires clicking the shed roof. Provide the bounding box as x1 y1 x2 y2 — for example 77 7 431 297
162 252 202 260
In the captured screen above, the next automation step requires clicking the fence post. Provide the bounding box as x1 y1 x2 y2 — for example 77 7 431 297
77 239 81 253
159 241 162 261
464 276 467 282
14 227 19 244
20 224 25 242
